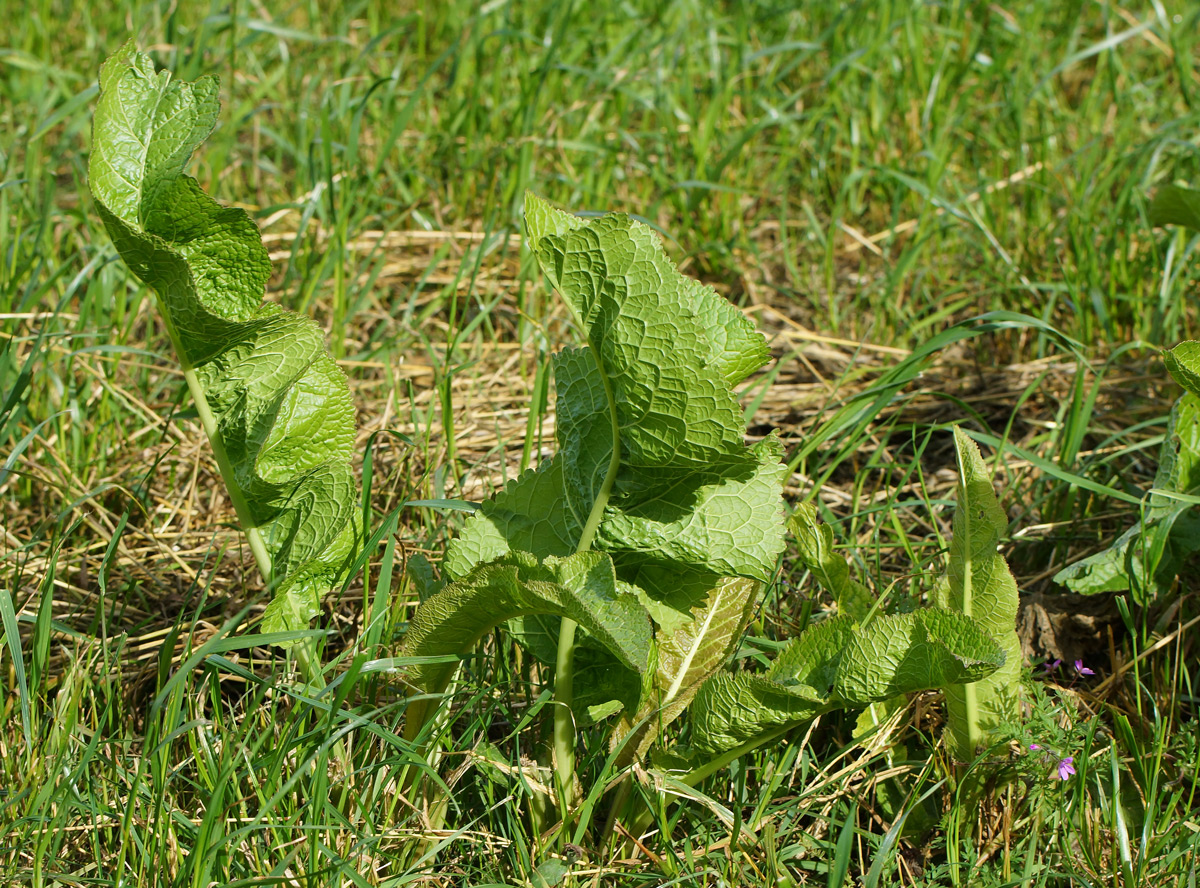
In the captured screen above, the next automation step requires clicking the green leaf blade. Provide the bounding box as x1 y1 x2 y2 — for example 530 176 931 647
525 194 768 476
833 610 1006 704
689 671 825 755
444 455 582 578
688 616 856 754
1166 343 1200 400
1150 184 1200 232
937 428 1024 759
90 47 361 630
596 437 789 581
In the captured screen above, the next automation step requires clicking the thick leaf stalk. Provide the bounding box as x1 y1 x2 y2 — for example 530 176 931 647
90 46 360 632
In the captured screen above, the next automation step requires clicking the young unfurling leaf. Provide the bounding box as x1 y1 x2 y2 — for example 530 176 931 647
936 428 1023 759
90 46 360 632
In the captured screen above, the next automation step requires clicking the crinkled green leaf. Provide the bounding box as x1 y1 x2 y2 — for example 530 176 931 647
1166 342 1200 401
935 428 1023 759
688 617 853 753
766 614 859 692
431 194 786 757
523 198 769 392
789 503 874 621
1150 184 1200 232
596 437 788 581
454 196 782 574
401 550 653 735
451 198 783 584
688 671 827 755
688 611 1004 754
1055 393 1200 601
833 609 1006 704
90 45 360 632
535 206 746 469
444 455 581 578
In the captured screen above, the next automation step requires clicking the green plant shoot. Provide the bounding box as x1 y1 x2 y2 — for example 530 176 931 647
89 45 360 633
934 427 1023 759
402 194 788 806
400 197 1013 824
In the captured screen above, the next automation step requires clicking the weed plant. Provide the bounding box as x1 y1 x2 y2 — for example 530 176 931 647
3 1 1200 886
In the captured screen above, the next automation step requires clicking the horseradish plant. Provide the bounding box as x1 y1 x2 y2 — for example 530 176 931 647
90 47 1012 827
401 197 1012 811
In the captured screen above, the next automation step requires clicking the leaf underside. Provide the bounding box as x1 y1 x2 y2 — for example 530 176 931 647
90 45 359 631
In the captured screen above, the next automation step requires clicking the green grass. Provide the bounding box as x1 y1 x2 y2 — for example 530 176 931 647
3 0 1200 884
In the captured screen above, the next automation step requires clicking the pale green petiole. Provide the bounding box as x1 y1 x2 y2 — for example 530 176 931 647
553 355 622 812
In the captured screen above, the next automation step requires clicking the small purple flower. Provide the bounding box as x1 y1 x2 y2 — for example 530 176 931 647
1029 743 1041 751
1043 658 1062 675
1074 660 1094 676
1055 757 1075 780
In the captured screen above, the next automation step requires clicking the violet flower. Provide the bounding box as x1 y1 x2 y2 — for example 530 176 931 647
1055 757 1076 780
1074 660 1094 676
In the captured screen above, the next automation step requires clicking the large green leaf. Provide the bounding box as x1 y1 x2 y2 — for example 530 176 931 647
935 428 1023 759
422 195 787 757
833 609 1005 704
688 671 827 755
595 437 788 581
90 45 359 631
688 610 1003 754
443 455 581 578
1166 342 1200 400
401 550 654 736
449 195 784 585
1055 393 1200 601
